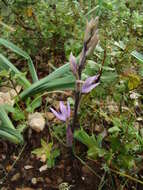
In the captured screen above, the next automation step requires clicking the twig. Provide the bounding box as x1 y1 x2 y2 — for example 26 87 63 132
110 168 143 185
98 172 106 190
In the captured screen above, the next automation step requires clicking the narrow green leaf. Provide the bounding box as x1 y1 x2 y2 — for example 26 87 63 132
0 54 31 88
0 38 29 58
27 58 38 83
0 106 23 144
19 64 75 99
131 50 143 64
0 106 15 129
0 38 38 82
0 128 23 144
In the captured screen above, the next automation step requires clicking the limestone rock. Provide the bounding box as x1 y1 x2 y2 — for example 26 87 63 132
28 112 45 132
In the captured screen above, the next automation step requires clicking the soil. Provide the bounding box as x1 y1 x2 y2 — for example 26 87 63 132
0 126 102 190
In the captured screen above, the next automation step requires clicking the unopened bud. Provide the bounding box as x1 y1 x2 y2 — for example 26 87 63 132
69 52 78 77
84 17 99 43
86 30 99 56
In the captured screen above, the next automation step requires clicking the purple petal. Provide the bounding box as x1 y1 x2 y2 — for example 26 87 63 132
82 82 100 93
60 101 67 120
69 52 77 75
66 125 73 147
83 75 99 86
50 107 66 121
67 102 70 118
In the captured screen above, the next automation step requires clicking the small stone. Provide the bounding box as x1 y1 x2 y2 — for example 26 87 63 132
31 177 37 185
0 92 14 106
24 165 33 170
28 112 45 132
137 117 143 121
11 173 20 181
9 85 21 97
82 176 85 181
39 164 47 172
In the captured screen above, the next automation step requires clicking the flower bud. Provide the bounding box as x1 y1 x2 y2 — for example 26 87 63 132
69 52 78 76
86 30 99 56
84 17 99 43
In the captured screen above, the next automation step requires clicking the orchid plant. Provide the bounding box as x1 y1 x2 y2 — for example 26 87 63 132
50 17 104 147
70 17 103 134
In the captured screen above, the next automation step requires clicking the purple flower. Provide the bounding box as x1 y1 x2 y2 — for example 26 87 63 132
50 101 70 122
66 125 73 147
81 75 100 93
69 52 78 76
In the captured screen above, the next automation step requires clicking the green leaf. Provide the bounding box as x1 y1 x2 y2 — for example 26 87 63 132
131 50 143 64
52 149 60 158
0 54 31 88
32 139 60 168
20 63 75 99
0 38 38 83
1 104 15 113
0 106 15 129
26 96 42 113
108 126 121 133
12 107 25 121
127 73 141 90
0 127 23 144
74 129 97 148
0 106 23 144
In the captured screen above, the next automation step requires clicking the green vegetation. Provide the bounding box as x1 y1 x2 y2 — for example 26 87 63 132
0 0 143 189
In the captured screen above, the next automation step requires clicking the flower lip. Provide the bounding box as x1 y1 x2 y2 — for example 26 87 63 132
50 101 71 122
81 75 100 93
